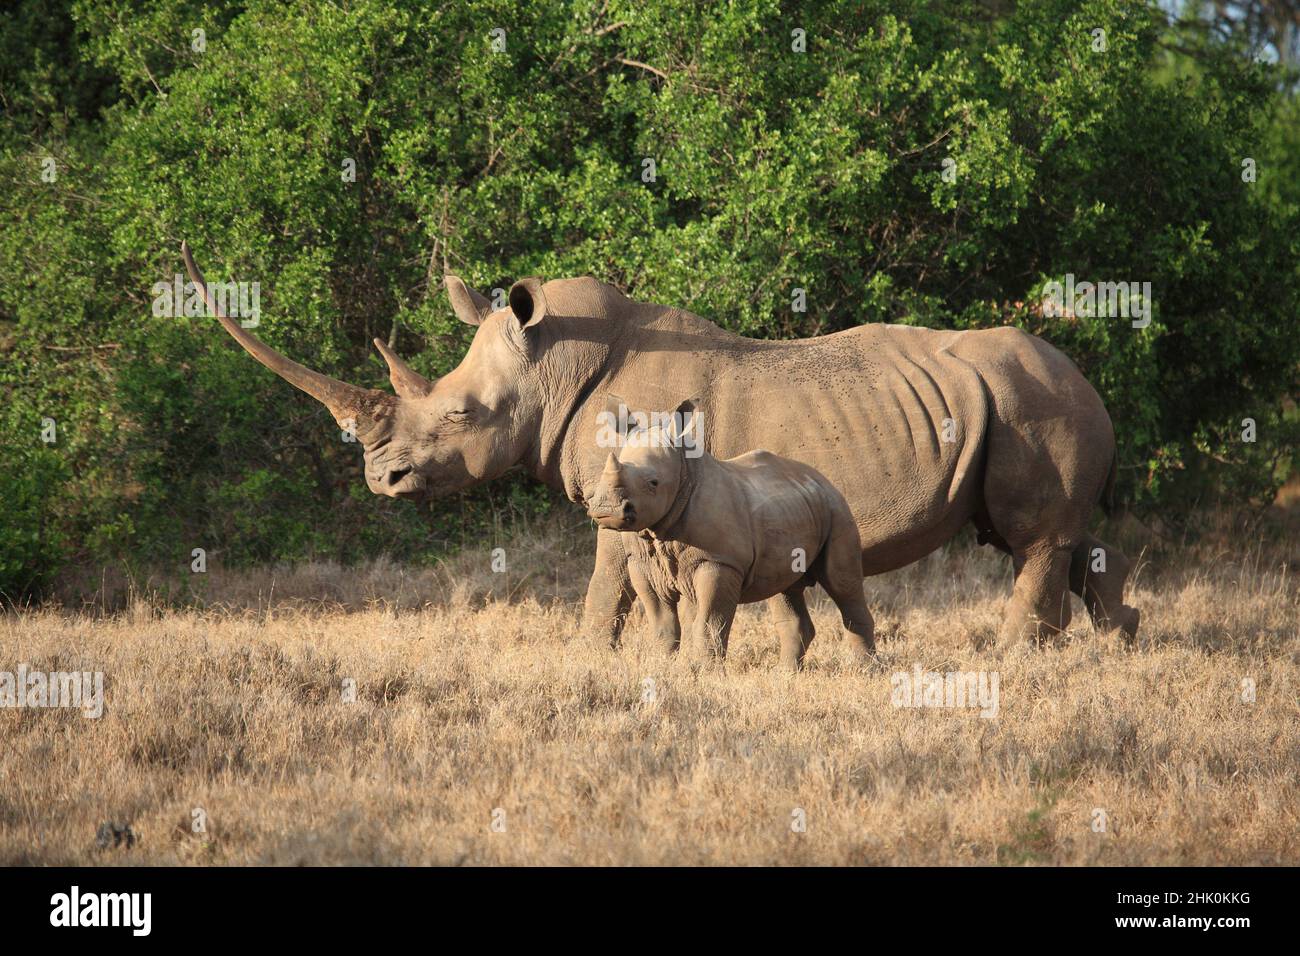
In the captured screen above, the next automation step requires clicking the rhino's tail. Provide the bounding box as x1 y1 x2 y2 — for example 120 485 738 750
1101 451 1118 516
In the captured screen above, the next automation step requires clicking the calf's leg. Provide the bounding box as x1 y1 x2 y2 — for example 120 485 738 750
691 564 743 662
628 560 680 655
770 589 816 671
677 594 697 656
817 526 876 661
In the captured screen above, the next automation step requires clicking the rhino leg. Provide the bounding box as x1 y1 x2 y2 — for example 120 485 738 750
830 597 875 662
770 589 816 671
582 528 636 648
691 564 743 662
1069 534 1141 642
627 560 681 655
677 594 697 655
998 546 1074 648
647 600 681 655
817 525 876 662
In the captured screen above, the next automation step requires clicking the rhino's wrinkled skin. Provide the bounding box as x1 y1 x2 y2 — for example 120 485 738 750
586 401 874 670
182 243 1140 651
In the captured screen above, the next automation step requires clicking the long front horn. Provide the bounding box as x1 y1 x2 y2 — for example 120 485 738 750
182 241 383 425
373 337 432 398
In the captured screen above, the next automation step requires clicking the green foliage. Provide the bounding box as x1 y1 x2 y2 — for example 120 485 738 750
0 425 69 602
2 0 1297 598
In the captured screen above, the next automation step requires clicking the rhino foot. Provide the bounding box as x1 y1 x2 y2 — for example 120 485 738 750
1112 606 1141 643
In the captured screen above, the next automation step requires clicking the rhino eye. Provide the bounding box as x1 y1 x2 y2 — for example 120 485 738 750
647 478 659 489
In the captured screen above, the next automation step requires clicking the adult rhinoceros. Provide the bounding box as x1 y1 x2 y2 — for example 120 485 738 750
181 242 1139 651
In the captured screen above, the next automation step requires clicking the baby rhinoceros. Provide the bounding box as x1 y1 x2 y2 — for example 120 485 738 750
585 398 875 671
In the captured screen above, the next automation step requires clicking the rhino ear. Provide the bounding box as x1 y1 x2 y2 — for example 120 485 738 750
602 393 632 439
671 397 703 445
445 275 490 326
508 277 548 331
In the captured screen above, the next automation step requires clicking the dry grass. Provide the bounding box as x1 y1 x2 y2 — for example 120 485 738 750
1 520 1296 866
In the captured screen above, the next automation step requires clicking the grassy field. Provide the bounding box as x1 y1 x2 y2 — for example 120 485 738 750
1 518 1296 865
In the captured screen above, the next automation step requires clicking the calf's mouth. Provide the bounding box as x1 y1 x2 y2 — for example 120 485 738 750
587 500 637 530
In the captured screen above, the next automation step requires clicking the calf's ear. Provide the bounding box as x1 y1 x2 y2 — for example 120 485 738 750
671 397 703 445
602 392 636 440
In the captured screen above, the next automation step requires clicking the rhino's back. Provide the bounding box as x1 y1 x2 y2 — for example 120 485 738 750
687 324 989 568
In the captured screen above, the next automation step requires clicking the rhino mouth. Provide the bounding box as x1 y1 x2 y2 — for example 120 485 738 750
587 502 637 530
